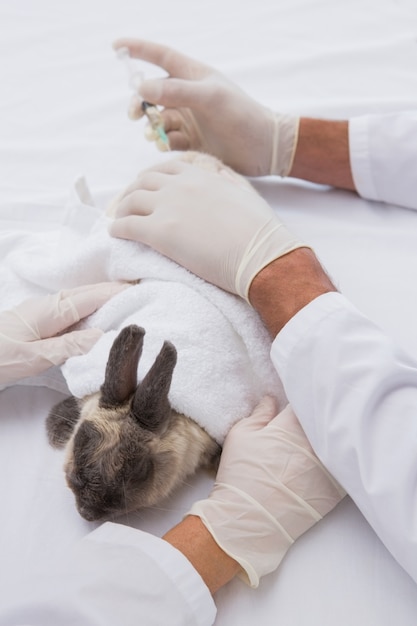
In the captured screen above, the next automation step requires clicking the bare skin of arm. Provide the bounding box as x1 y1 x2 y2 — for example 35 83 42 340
163 515 241 595
248 247 337 336
290 118 355 192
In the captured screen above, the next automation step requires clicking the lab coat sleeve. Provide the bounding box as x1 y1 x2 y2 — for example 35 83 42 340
0 522 217 626
349 111 417 210
270 292 417 585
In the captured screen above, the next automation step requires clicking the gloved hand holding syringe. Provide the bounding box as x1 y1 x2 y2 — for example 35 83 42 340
116 46 170 151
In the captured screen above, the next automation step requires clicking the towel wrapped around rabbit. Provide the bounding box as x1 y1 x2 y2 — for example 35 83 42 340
42 152 286 521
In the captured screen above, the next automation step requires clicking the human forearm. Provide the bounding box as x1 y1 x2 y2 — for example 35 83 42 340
163 515 241 594
289 118 355 191
248 248 337 337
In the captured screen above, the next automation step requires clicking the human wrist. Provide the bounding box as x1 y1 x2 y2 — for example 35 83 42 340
289 118 355 190
236 220 309 301
163 515 241 595
248 248 337 337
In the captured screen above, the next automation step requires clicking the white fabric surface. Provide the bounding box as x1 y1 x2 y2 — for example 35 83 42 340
1 182 283 443
1 0 417 624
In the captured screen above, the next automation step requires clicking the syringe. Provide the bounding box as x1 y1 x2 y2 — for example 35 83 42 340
116 46 170 151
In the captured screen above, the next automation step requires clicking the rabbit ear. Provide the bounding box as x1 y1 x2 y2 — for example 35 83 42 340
100 325 145 408
132 340 177 431
46 396 82 448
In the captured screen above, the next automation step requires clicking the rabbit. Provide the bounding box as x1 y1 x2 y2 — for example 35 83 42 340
46 324 221 522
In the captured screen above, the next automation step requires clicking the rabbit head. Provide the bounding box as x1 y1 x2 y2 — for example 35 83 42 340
46 324 220 521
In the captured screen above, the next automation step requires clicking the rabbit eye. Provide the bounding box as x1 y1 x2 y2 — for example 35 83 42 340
67 472 87 491
74 420 100 450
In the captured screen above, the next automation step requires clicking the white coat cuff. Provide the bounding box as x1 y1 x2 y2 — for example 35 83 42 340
271 292 355 377
349 116 379 202
87 522 217 626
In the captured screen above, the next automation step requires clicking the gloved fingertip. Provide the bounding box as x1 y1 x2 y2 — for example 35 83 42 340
259 394 278 410
70 282 129 322
251 395 279 420
144 124 158 141
68 327 103 355
45 328 104 366
107 218 136 242
105 193 121 218
101 281 130 297
128 95 145 120
139 79 163 103
235 395 278 432
107 218 122 238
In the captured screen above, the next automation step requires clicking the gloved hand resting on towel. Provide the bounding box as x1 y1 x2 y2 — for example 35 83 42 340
109 156 308 301
0 283 126 385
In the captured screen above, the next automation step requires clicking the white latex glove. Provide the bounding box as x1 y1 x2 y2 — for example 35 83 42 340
109 154 307 300
113 38 299 177
189 398 346 587
0 283 126 385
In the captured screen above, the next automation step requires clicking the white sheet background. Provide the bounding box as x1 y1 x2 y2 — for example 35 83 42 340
1 0 417 622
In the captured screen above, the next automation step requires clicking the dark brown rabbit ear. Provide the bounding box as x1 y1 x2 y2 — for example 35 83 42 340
46 396 82 448
132 340 177 431
100 325 145 408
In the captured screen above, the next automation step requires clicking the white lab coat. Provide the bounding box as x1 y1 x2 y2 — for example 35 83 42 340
0 523 217 626
1 111 416 624
349 111 417 211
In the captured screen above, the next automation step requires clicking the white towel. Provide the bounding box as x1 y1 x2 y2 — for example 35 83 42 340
0 180 286 443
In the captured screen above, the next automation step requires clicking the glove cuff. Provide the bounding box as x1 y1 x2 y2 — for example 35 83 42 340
235 218 310 300
270 113 300 177
189 484 294 588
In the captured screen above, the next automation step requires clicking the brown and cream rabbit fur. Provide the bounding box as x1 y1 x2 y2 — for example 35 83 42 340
46 324 220 521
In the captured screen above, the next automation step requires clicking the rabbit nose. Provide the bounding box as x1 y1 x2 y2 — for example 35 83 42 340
77 503 102 522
